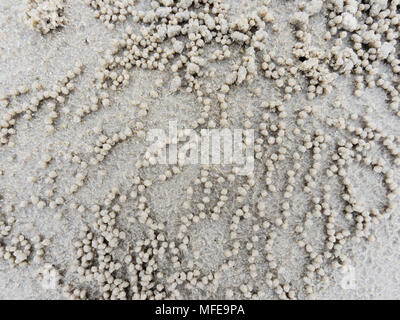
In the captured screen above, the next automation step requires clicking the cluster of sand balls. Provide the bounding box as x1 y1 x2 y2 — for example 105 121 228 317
22 0 67 34
0 62 83 145
0 0 399 299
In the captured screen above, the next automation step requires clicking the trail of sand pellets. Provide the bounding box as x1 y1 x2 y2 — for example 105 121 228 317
0 0 399 299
